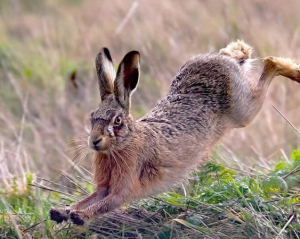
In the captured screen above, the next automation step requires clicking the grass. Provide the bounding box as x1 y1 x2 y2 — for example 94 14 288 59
1 150 300 238
1 0 300 178
1 0 300 238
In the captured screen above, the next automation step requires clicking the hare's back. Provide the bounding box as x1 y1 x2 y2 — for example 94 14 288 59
169 53 243 97
140 54 245 127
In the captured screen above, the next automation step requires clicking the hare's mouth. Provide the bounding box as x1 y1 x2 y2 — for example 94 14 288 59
88 140 102 151
92 145 101 151
88 135 110 152
90 144 109 154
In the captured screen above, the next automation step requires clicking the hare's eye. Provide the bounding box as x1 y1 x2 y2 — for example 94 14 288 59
114 116 122 126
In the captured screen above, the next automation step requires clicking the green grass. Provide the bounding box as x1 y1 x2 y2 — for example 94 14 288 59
1 150 300 238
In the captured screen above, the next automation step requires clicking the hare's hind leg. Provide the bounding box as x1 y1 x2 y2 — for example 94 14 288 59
239 56 300 127
261 57 300 84
228 54 300 128
252 56 300 113
220 40 300 83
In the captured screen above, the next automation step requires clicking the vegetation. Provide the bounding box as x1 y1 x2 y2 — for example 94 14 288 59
1 150 300 238
1 0 300 238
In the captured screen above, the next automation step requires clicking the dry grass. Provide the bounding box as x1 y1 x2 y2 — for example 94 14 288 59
0 1 300 237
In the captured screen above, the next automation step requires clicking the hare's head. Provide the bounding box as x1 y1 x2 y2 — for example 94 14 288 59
88 48 140 153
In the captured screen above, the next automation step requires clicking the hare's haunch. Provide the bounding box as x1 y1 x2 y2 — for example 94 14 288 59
50 40 300 225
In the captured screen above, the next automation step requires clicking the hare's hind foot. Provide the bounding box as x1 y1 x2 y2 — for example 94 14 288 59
219 40 253 61
264 57 300 83
49 208 70 223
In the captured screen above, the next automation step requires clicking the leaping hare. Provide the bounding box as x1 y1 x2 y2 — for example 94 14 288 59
50 40 300 225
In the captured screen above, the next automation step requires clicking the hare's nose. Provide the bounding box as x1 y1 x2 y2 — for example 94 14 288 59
93 138 102 146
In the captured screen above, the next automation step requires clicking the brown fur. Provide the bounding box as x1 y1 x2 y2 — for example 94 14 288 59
219 39 253 61
50 41 300 225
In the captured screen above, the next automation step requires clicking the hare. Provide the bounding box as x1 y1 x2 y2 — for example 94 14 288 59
50 40 300 225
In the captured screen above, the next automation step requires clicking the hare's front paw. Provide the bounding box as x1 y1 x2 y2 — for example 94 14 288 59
70 210 89 225
49 208 70 223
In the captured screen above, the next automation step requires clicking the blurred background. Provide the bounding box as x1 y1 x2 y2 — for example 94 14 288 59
1 0 300 189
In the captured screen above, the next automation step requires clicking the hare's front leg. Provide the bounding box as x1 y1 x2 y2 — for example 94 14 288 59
50 186 108 223
70 193 124 225
69 186 109 211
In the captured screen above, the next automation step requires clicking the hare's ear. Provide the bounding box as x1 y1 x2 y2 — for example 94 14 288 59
95 48 115 101
114 51 140 114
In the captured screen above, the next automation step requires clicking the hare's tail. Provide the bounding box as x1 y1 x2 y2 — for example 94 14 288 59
219 40 256 74
220 40 300 84
219 40 253 61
